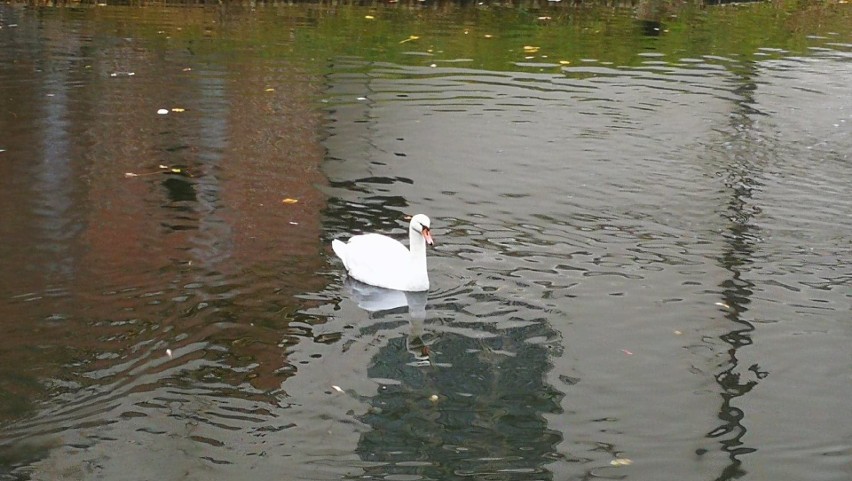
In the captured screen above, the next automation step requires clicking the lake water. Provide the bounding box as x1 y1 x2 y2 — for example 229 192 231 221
0 3 850 480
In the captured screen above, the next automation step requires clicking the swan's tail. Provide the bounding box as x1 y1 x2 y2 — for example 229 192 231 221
331 239 348 269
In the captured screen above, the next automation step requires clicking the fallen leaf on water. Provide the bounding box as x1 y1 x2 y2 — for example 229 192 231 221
364 15 375 19
282 198 299 204
523 45 540 53
264 88 275 92
182 67 192 72
126 165 190 178
331 385 344 393
171 107 185 113
399 35 420 44
484 34 493 38
559 60 571 65
715 302 731 309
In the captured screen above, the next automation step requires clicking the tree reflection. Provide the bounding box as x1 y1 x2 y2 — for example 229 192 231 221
710 72 769 481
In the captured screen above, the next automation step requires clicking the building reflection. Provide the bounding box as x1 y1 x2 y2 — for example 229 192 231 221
0 5 328 467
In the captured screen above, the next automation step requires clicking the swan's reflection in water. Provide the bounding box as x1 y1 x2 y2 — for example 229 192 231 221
343 278 436 366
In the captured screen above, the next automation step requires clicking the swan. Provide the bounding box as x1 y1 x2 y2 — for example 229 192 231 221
332 214 434 291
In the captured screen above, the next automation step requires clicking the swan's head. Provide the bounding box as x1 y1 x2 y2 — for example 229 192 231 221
410 214 434 246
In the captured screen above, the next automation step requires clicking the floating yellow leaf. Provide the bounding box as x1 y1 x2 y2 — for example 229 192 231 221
171 107 185 112
559 60 571 65
484 34 493 39
170 168 182 173
265 88 275 92
399 35 420 44
523 45 540 53
364 15 375 19
282 198 299 204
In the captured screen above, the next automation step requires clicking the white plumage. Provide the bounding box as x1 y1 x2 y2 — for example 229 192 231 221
332 214 434 292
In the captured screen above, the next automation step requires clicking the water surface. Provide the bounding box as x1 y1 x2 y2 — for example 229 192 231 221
0 3 850 481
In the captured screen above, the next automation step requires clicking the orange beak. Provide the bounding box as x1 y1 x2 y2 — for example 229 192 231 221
422 227 434 246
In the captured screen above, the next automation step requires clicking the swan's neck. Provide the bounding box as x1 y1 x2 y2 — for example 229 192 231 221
408 228 428 273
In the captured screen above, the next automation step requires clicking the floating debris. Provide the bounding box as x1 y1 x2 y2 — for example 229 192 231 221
109 71 135 78
429 394 439 402
171 108 186 113
399 35 420 44
157 108 169 115
364 15 375 20
125 165 189 178
331 385 344 393
523 45 541 53
166 348 173 358
610 458 633 466
282 198 299 204
715 302 731 309
621 349 634 356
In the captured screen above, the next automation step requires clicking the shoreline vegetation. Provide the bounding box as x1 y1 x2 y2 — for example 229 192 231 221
7 0 851 9
7 0 850 34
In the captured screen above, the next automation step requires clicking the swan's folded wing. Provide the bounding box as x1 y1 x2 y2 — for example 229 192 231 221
340 234 413 289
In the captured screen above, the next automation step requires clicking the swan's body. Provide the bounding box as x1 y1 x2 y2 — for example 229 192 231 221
332 214 433 292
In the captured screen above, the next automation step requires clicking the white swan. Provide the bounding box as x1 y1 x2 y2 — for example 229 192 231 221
332 214 434 292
